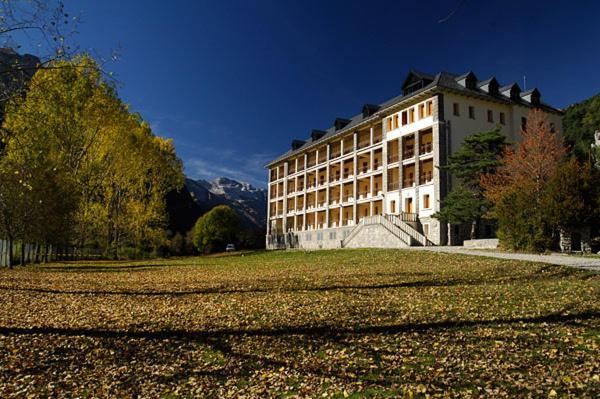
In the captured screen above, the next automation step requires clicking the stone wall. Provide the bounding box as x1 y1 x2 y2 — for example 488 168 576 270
344 224 409 249
267 223 414 250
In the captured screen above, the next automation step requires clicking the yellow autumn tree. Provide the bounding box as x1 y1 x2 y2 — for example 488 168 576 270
0 56 184 259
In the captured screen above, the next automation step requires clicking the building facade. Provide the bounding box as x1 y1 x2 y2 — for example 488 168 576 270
265 71 563 250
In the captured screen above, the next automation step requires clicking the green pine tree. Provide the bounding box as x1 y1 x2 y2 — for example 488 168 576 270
434 129 508 239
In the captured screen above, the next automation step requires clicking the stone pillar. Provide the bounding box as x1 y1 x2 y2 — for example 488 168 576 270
369 174 374 216
382 127 388 214
353 131 358 224
325 143 330 228
414 130 420 214
434 120 448 245
302 153 308 231
282 162 289 232
266 169 272 235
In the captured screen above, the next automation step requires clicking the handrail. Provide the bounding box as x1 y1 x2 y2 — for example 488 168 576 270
385 214 430 246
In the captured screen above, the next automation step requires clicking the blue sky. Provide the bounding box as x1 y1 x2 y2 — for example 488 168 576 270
48 1 600 186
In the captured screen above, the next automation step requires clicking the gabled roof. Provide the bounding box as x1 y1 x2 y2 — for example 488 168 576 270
401 70 435 87
267 70 562 167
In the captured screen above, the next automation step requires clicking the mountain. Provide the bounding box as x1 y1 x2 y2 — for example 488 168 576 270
166 177 267 236
0 48 40 119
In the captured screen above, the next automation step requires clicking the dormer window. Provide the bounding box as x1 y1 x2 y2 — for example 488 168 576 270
401 70 434 96
456 71 477 90
501 83 521 101
521 88 541 105
362 104 380 118
479 77 499 95
334 118 351 131
311 130 326 141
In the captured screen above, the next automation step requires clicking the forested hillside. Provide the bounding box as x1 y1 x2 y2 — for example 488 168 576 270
563 92 600 158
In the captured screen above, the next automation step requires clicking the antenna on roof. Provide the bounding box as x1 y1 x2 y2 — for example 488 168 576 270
523 75 527 90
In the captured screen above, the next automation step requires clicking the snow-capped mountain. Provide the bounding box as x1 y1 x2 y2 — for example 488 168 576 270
166 177 267 235
186 177 267 228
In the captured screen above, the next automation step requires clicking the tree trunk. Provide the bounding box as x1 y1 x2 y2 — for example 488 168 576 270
7 237 13 269
20 240 25 266
470 220 477 240
34 243 40 264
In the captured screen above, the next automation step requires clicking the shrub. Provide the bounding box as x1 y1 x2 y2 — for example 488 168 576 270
192 205 239 254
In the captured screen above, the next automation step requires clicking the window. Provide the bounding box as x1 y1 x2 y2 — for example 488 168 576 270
387 117 392 131
453 103 460 116
499 112 506 125
423 194 431 209
418 103 425 119
427 101 433 117
468 106 475 119
402 111 408 125
521 117 527 131
409 108 415 123
393 114 399 129
390 200 396 213
487 110 493 123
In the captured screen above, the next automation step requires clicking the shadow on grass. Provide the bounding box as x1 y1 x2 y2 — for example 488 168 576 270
1 310 598 390
1 310 597 341
0 266 582 297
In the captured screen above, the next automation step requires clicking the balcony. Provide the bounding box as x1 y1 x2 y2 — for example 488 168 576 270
420 171 433 183
342 195 354 203
358 190 371 199
403 179 415 188
420 142 433 154
358 140 370 149
388 181 400 191
330 150 341 159
330 172 341 182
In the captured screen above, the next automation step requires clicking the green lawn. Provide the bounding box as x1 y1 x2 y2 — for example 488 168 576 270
0 249 598 398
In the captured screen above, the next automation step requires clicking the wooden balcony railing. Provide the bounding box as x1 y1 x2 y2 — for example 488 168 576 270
358 140 370 149
420 171 433 183
420 142 433 154
388 181 400 191
403 179 415 188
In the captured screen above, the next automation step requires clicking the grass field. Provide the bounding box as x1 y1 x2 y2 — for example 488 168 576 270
0 249 598 398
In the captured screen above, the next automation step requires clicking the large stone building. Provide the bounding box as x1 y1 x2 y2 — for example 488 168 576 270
265 70 563 250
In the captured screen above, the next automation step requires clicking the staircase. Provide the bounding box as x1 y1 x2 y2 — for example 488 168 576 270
341 213 431 248
385 214 432 246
